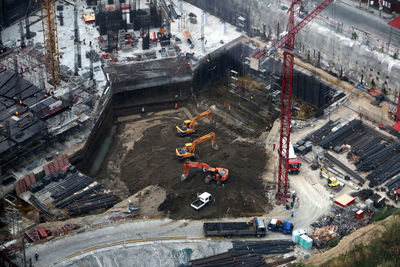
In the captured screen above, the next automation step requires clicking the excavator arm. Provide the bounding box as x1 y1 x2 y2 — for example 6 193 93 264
176 109 213 136
189 109 213 128
190 132 218 153
182 161 211 181
176 132 219 159
181 161 229 184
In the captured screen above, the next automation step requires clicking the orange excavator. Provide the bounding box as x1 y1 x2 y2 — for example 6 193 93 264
176 109 213 136
181 161 229 185
176 132 218 159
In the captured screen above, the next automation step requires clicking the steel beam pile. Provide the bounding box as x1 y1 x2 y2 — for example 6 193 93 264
319 120 363 149
308 120 336 143
366 153 400 187
324 153 365 184
231 240 294 256
356 142 400 172
51 174 94 203
55 183 102 208
68 194 119 215
190 252 267 267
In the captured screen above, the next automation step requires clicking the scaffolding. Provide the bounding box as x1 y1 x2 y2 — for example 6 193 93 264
41 0 60 85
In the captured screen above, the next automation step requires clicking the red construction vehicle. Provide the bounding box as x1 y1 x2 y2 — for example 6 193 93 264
181 161 229 185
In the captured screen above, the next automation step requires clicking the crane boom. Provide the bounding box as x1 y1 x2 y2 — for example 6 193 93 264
271 0 335 51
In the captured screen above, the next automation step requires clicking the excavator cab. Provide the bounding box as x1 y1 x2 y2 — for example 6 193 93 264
327 177 340 187
183 120 192 127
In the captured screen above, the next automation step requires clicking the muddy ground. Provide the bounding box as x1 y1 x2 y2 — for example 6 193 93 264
95 105 270 219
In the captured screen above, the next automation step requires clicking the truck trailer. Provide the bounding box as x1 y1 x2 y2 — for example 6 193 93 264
203 217 266 237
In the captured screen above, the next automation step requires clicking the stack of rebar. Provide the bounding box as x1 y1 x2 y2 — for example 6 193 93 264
356 142 400 172
231 240 294 256
386 176 400 192
190 251 267 267
68 194 119 215
51 174 94 203
366 153 400 187
29 195 53 217
55 183 102 208
308 120 336 143
319 120 363 149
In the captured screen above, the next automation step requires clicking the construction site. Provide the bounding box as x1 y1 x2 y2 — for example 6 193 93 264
0 0 400 266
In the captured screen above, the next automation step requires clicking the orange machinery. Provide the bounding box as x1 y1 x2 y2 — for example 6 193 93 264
181 161 229 185
176 109 213 136
176 132 218 159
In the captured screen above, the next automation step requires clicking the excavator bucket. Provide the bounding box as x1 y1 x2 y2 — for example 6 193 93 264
181 173 188 181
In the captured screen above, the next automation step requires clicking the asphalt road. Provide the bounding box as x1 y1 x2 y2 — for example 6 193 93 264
314 0 400 47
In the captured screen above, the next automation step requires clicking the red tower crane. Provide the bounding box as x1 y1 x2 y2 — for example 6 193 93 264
252 0 334 200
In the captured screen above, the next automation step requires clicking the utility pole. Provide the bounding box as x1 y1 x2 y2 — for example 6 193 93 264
22 236 26 267
19 22 26 48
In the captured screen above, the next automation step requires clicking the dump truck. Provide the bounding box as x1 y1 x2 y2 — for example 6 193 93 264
267 219 294 234
191 192 212 210
203 217 266 237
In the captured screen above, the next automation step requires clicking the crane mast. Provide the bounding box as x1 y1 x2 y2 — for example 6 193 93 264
271 0 334 200
41 0 60 85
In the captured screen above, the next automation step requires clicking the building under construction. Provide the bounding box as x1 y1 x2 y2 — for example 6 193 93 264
0 0 400 266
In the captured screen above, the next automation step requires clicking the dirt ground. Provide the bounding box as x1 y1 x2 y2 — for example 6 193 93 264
96 105 270 219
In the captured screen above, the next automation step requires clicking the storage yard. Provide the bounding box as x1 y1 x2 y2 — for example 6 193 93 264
0 0 400 266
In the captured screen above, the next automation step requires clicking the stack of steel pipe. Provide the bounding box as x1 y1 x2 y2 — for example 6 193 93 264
320 120 363 149
68 194 118 215
356 142 400 172
51 175 94 203
231 240 294 256
366 154 400 187
190 252 267 267
357 142 387 163
386 176 400 192
55 183 102 208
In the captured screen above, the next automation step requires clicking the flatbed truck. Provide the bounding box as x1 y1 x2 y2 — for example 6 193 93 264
203 217 266 237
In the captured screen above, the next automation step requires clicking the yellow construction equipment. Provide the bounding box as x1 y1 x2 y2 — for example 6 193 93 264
320 167 341 190
176 109 213 136
176 132 218 159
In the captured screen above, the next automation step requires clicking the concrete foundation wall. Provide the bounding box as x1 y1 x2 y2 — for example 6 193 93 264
185 0 400 102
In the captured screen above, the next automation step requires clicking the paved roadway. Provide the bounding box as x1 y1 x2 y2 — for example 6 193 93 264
22 218 292 267
314 0 400 47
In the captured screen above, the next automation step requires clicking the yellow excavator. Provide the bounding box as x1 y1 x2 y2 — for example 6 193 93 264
176 132 219 159
176 109 213 136
320 167 342 191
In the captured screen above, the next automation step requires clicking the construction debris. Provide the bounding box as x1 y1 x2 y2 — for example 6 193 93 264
311 205 374 248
